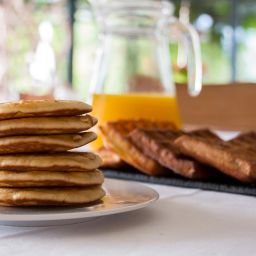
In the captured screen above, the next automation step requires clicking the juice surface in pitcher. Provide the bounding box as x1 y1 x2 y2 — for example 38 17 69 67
91 93 182 149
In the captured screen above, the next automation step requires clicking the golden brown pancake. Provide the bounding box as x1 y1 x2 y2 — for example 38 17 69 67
0 152 102 172
0 132 97 154
0 169 104 187
0 100 92 120
0 115 97 137
0 186 105 206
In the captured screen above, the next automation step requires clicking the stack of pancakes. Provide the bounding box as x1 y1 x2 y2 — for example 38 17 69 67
0 100 105 206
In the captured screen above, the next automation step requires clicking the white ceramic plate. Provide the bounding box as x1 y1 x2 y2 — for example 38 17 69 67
0 178 159 227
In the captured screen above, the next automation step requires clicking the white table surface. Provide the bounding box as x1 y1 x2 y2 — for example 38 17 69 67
0 181 255 256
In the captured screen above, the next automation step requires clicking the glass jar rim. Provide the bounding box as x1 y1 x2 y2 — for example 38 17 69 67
91 0 174 17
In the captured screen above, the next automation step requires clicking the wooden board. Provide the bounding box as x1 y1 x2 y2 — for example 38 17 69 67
176 83 256 131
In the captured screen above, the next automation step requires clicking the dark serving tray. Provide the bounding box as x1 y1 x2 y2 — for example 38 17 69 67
102 168 256 197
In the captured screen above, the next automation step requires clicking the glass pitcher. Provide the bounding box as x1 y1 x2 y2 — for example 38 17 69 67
90 0 202 148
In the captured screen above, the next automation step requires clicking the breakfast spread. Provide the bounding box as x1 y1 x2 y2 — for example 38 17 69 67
0 98 254 207
0 100 105 206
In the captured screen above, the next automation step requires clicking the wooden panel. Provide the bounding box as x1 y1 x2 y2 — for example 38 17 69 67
176 83 256 131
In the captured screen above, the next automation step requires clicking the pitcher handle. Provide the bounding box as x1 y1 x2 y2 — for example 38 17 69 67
168 17 202 96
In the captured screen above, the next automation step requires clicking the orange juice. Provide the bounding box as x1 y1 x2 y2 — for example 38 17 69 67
91 93 182 149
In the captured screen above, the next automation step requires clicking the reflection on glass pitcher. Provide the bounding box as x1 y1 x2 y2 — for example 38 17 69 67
89 0 202 148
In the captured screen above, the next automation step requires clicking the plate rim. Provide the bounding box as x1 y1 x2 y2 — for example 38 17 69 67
0 178 159 222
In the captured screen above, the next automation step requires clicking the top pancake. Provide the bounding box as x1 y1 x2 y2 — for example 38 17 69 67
0 100 92 120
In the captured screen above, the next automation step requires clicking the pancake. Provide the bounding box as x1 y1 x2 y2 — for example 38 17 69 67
0 169 104 187
0 132 97 154
0 186 105 206
0 115 97 137
0 100 92 120
0 152 102 172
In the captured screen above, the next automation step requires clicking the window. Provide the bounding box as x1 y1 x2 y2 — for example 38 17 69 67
2 0 255 99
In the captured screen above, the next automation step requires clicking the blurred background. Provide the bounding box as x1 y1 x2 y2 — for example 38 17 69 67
1 0 256 100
